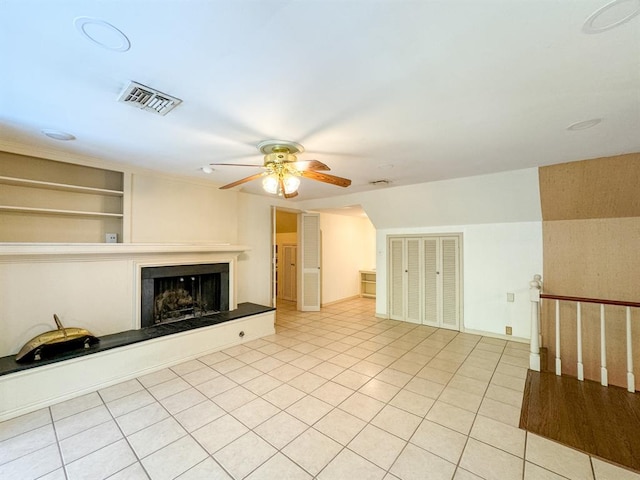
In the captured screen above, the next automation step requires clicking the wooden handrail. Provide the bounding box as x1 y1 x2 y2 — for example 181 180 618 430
534 280 637 392
540 294 640 309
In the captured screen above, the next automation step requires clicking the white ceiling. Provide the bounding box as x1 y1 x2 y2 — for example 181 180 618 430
1 0 639 201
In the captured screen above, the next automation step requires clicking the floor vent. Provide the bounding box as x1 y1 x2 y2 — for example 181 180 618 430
117 81 182 116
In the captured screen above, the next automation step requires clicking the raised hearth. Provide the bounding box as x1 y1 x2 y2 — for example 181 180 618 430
0 302 274 377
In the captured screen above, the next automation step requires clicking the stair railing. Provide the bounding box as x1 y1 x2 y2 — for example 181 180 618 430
529 275 639 393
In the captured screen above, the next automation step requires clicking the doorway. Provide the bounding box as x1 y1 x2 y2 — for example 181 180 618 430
274 209 298 304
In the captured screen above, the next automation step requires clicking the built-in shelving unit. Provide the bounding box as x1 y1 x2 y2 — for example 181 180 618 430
360 270 376 298
0 151 124 243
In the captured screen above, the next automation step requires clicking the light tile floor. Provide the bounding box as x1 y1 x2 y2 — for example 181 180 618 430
1 298 639 480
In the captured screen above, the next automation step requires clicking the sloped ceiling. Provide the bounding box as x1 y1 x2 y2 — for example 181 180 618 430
1 0 639 201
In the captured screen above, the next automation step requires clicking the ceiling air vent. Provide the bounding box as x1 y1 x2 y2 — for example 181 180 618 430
369 179 391 186
117 81 182 116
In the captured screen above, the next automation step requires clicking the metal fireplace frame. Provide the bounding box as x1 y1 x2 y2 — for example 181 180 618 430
140 262 230 328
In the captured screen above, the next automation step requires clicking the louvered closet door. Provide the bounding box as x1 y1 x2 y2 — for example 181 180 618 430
389 237 405 320
440 236 460 330
388 235 461 329
405 238 422 324
422 238 439 327
299 213 320 311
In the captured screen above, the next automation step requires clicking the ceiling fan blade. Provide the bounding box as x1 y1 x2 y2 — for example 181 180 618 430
289 160 330 171
210 163 264 168
300 170 352 188
284 190 298 199
219 172 265 189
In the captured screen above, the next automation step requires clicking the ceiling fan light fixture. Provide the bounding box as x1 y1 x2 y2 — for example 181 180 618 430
262 173 300 196
262 175 280 194
283 175 300 194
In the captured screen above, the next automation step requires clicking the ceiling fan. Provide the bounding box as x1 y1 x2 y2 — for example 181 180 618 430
210 140 352 198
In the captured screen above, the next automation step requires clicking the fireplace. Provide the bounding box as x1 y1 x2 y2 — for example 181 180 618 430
140 263 229 328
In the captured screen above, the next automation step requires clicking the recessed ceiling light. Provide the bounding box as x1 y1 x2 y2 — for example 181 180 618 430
41 129 76 141
201 166 213 174
582 0 640 34
74 17 131 52
567 118 603 131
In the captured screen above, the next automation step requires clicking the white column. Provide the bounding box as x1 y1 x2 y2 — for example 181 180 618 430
555 299 562 376
600 304 608 386
576 302 584 381
626 307 635 393
529 274 542 371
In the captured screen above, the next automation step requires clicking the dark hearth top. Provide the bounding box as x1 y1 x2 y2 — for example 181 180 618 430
0 303 274 377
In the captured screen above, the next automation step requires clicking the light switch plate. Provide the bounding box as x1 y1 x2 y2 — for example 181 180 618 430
507 292 515 302
105 233 118 243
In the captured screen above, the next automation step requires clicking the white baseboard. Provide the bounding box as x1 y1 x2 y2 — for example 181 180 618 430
462 327 529 344
321 295 360 307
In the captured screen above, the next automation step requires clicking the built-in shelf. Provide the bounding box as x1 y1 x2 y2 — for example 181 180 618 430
0 151 125 242
0 205 124 218
0 176 124 196
360 270 376 298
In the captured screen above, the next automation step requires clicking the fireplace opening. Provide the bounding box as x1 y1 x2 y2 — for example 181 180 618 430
141 263 229 328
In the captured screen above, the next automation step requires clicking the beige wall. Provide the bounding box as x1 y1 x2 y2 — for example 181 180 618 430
539 153 640 388
319 212 376 305
130 173 239 243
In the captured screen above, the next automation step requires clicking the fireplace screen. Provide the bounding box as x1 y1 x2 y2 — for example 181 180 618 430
141 263 229 328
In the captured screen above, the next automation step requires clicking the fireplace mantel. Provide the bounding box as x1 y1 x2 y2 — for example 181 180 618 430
0 243 251 261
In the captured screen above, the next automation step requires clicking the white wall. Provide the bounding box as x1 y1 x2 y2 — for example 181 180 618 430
319 213 376 304
376 222 542 338
300 168 543 339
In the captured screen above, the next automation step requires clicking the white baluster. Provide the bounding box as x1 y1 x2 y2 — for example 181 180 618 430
529 274 542 371
600 304 608 386
626 307 635 392
555 299 561 376
576 302 584 381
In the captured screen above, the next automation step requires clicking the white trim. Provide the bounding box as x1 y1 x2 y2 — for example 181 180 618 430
462 327 529 344
0 243 250 260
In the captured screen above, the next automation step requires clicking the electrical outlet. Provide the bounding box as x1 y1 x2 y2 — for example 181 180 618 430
105 233 118 243
506 292 515 302
505 326 513 335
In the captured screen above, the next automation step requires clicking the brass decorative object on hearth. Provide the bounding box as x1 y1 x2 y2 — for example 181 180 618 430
15 314 99 362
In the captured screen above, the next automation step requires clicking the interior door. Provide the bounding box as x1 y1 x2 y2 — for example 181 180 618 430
281 244 297 301
298 213 321 311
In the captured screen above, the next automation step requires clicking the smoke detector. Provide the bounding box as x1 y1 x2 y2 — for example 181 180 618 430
118 81 182 116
